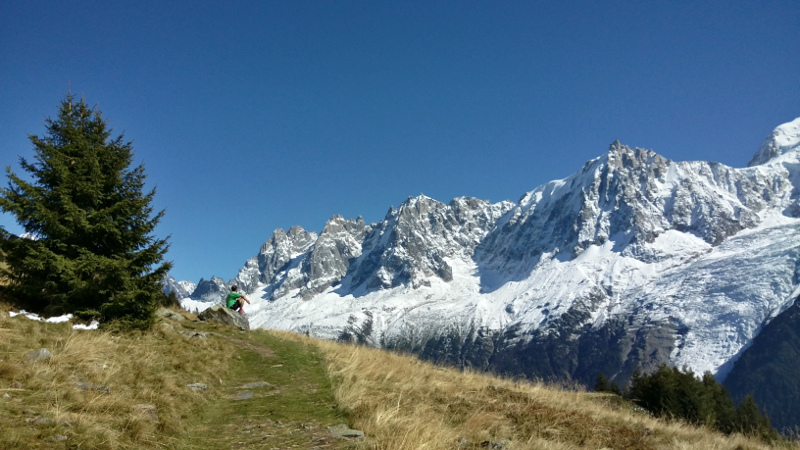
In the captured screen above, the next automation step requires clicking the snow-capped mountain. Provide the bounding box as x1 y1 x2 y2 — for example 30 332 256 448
161 275 196 299
181 117 800 388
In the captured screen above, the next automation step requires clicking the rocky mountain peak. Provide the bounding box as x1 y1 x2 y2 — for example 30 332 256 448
190 276 229 301
748 117 800 167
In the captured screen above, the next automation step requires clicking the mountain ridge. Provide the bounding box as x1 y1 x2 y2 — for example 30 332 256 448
171 117 800 392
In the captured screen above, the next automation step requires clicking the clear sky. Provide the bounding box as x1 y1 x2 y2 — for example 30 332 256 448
1 1 798 283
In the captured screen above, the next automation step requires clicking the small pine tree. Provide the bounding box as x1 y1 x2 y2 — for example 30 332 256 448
0 94 170 329
628 365 779 442
594 372 609 392
736 395 779 442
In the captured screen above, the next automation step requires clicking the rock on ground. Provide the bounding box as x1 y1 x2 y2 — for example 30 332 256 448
197 305 249 332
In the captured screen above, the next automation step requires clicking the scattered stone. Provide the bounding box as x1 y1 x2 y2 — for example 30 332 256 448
26 416 55 425
328 424 365 440
480 439 512 449
22 409 36 415
187 383 208 391
10 381 23 389
198 305 249 332
158 322 175 333
3 393 10 399
457 437 472 448
237 381 271 389
73 376 110 394
27 348 52 362
179 330 208 339
51 434 69 442
235 390 254 400
156 307 186 322
132 403 159 423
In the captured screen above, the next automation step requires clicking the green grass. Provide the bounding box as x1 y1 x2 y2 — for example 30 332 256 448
0 306 359 449
176 329 352 449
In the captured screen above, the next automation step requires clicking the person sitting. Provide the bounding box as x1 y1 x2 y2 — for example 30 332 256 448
225 285 250 314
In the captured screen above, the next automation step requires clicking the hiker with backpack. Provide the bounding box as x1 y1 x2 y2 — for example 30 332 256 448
225 285 250 315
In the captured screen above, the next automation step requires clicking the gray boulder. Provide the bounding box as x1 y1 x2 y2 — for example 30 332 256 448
328 424 365 440
198 305 249 332
156 307 186 322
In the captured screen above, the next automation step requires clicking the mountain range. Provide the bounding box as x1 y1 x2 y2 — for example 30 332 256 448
168 116 800 427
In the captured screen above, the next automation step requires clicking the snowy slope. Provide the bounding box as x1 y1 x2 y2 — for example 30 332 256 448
181 117 800 384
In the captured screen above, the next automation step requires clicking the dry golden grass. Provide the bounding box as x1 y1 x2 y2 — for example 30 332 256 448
0 304 236 449
269 330 792 450
1 303 794 450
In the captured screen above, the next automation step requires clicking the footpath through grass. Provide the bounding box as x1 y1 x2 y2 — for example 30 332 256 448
178 328 353 449
0 306 359 449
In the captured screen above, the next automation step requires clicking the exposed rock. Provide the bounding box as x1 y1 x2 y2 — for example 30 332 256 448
132 403 159 423
296 216 369 298
748 117 800 166
73 376 110 394
187 383 207 391
179 330 209 339
156 307 186 322
161 275 196 299
198 304 249 332
328 423 365 440
191 276 230 302
10 381 23 389
26 348 52 362
237 381 271 389
51 434 69 442
25 416 55 425
235 390 254 400
481 439 512 449
348 196 512 293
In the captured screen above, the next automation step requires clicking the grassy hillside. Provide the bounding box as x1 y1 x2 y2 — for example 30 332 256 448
0 304 791 449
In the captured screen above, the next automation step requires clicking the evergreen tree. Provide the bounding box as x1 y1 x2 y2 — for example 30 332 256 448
627 364 779 442
702 371 737 434
0 94 170 329
594 372 609 392
736 395 779 442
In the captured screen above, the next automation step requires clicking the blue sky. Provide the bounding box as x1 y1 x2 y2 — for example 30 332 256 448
1 1 798 283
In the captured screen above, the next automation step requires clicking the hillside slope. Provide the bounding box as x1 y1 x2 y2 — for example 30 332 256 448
0 306 786 449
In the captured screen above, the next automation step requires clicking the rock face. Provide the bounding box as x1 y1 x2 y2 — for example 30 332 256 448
191 276 230 302
182 118 800 418
161 275 196 299
724 297 800 434
198 305 249 332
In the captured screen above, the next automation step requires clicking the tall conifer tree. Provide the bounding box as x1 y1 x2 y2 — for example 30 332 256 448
0 94 170 328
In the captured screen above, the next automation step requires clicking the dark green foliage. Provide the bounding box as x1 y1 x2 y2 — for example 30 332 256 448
161 291 181 308
0 94 170 329
736 395 777 441
594 372 609 392
724 297 800 434
628 364 779 441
